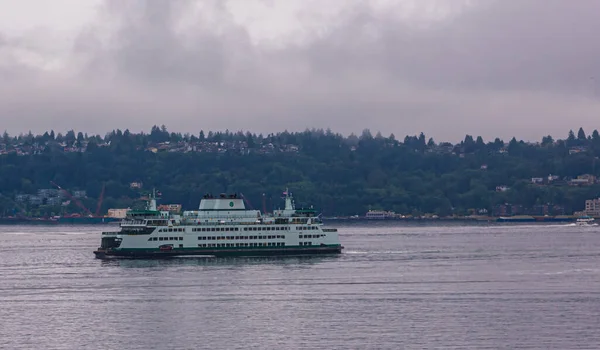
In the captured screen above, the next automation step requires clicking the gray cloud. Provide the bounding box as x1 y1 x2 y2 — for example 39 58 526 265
1 0 600 142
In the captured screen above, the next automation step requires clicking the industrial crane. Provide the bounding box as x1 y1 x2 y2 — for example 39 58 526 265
95 184 105 217
49 181 93 217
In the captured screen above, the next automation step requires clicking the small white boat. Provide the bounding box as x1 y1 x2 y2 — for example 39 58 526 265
576 216 597 226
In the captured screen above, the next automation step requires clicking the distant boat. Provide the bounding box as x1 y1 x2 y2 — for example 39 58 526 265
575 216 597 226
365 210 396 220
496 216 536 222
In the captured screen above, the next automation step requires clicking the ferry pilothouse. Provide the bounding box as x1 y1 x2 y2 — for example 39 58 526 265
93 190 343 258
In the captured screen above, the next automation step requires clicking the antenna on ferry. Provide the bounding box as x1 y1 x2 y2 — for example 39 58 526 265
147 188 157 211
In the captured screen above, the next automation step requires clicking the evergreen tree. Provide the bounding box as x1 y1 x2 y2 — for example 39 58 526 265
577 127 587 141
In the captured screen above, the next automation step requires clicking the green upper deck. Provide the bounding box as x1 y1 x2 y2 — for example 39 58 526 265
128 210 161 217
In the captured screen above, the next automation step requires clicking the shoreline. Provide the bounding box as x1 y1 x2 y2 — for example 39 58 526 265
0 215 586 225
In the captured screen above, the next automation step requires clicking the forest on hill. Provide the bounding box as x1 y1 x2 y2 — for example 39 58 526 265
1 126 600 217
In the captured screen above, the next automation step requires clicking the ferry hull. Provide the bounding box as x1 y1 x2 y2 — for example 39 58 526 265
94 245 343 259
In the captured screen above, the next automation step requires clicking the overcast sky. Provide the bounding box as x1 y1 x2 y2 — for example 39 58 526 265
1 0 599 142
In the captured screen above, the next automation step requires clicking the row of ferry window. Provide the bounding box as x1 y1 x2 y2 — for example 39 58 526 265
148 237 183 241
158 228 185 233
193 227 291 232
300 234 324 238
198 235 286 240
193 227 239 232
244 226 291 231
158 227 297 233
198 242 286 248
297 226 319 230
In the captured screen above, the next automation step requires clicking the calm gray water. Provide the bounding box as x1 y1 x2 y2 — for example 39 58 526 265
1 222 600 349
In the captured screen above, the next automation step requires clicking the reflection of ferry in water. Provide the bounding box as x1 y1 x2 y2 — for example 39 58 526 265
94 190 343 259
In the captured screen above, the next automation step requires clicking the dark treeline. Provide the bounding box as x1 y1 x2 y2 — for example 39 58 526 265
1 125 600 217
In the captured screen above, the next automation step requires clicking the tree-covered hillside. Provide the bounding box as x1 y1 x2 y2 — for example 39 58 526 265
1 126 600 217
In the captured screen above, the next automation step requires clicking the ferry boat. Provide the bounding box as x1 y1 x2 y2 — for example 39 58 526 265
575 216 597 226
93 190 343 259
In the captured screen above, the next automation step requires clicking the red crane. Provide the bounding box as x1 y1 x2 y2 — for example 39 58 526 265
95 184 105 217
239 193 254 210
49 181 93 217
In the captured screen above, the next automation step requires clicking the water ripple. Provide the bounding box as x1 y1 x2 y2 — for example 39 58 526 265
1 223 600 349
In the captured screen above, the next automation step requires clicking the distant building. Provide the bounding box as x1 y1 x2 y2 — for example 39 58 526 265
531 177 544 184
496 186 510 192
493 204 509 216
510 205 524 215
28 196 43 205
569 146 588 155
493 203 530 216
584 198 600 216
130 182 143 189
37 188 59 199
547 174 560 182
15 194 29 203
569 174 596 186
531 204 566 216
107 208 130 218
46 197 63 206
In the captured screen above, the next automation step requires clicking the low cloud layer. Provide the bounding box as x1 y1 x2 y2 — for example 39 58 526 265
1 0 599 142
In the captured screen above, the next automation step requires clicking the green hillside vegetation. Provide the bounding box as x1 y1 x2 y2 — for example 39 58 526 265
1 126 600 217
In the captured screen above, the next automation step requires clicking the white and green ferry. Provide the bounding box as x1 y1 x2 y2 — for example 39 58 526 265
93 190 343 258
